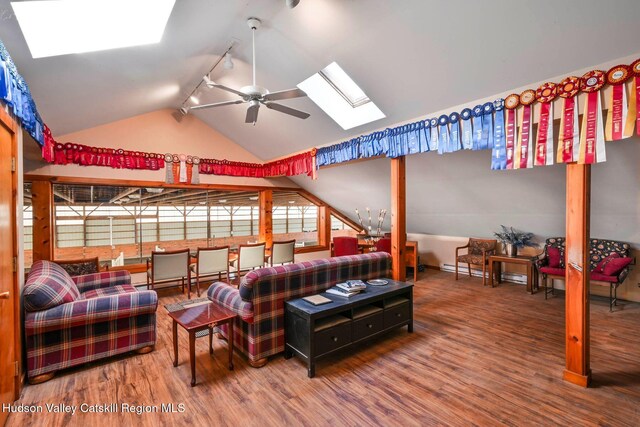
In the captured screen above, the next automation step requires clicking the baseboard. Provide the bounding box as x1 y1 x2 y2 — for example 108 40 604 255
440 263 528 285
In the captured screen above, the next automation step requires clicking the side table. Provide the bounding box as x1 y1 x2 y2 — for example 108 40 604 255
167 301 236 387
488 254 539 294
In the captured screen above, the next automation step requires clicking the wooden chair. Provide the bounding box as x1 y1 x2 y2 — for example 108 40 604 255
332 237 359 257
230 243 266 284
52 257 100 277
147 249 191 297
455 238 497 286
269 240 296 266
190 246 230 297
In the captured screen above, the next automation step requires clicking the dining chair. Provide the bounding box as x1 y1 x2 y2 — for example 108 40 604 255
332 237 359 257
147 249 191 297
455 238 497 286
269 239 296 266
190 246 230 297
231 243 266 283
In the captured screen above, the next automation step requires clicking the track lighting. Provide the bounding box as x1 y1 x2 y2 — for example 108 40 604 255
223 53 234 70
286 0 300 8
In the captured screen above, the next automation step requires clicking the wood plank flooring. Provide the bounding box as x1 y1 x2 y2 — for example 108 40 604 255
7 270 640 426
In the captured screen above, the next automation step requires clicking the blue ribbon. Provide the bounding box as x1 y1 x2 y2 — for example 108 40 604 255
437 115 449 154
491 99 507 170
429 118 439 152
419 120 431 152
461 108 473 149
481 102 494 150
472 105 483 150
449 112 461 152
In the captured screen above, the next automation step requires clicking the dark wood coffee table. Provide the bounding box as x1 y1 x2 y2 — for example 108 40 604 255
168 301 236 386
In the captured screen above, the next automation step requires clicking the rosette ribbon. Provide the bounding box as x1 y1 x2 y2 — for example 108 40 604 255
472 105 483 150
448 112 461 153
578 70 606 164
605 64 634 141
437 115 449 154
504 94 519 170
557 76 581 163
491 99 507 170
632 59 640 136
514 90 535 169
534 83 557 166
481 102 494 149
460 108 473 150
429 118 439 152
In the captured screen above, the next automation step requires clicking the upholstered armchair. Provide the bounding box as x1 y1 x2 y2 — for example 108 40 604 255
455 238 497 286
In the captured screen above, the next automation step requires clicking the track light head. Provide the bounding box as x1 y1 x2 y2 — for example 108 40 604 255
286 0 300 8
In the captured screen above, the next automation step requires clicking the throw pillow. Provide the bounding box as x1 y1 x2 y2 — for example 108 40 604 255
602 257 633 277
547 246 561 268
23 260 80 312
594 253 620 273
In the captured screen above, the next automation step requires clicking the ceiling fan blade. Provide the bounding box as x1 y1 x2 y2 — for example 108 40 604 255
264 102 310 119
203 76 247 97
262 88 307 101
245 103 260 123
190 99 245 111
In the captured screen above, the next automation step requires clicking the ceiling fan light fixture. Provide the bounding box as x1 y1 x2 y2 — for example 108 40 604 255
223 53 234 70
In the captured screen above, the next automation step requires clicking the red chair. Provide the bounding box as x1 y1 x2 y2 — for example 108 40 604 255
375 238 391 254
332 237 359 257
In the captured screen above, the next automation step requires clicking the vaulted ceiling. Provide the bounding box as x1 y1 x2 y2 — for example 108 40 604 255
2 0 640 161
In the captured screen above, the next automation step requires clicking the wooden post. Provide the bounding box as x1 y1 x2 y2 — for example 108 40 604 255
318 205 332 248
391 157 406 281
563 163 591 387
31 180 54 262
259 190 273 248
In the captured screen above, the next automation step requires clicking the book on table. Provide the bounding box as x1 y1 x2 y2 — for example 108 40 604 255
336 280 366 292
302 294 332 306
325 286 361 297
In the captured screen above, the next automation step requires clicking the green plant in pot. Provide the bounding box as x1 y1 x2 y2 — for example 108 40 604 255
494 225 537 257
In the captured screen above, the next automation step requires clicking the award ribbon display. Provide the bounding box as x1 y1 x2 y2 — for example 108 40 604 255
421 120 432 152
579 70 606 164
605 64 633 141
429 118 439 152
472 105 484 150
515 89 535 169
491 99 507 170
482 102 495 149
557 76 581 163
460 108 473 149
504 94 520 170
534 82 557 166
632 59 640 136
449 112 461 153
438 115 450 154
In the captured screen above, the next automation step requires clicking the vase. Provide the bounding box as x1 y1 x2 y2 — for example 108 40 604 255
505 243 518 257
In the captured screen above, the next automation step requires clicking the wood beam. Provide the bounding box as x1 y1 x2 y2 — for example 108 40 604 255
31 180 54 262
391 157 406 281
259 190 273 248
318 205 332 247
563 163 591 387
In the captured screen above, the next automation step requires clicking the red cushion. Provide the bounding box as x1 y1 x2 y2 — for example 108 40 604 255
547 246 561 268
602 257 633 277
594 252 620 273
333 237 359 257
375 238 391 254
590 272 619 283
540 266 565 276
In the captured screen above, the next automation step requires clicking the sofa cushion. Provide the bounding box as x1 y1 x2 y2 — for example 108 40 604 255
590 272 619 283
594 252 619 273
540 266 565 276
81 284 138 300
602 257 633 277
547 246 561 268
23 261 81 312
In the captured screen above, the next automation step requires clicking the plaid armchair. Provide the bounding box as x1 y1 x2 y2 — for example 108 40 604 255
207 252 392 367
24 261 158 383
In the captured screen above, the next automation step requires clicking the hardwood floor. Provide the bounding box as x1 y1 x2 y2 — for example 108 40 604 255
7 270 640 426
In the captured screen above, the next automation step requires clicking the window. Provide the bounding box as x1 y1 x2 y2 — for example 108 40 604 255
272 191 320 247
331 214 359 240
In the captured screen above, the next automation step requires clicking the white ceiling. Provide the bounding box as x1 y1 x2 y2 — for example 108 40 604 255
2 0 640 161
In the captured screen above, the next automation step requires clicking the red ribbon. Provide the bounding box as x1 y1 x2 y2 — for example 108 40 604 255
562 98 576 163
535 103 551 165
611 84 624 140
505 110 516 170
519 105 532 169
636 76 640 136
583 92 599 164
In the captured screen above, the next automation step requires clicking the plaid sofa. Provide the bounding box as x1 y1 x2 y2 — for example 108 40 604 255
207 252 392 364
24 261 158 380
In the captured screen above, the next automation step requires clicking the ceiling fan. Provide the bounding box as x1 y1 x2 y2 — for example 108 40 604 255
187 18 310 124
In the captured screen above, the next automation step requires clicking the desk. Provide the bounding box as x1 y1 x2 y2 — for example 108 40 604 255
488 254 538 293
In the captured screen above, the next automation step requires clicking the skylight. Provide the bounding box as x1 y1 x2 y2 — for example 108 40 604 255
11 0 176 59
298 62 385 130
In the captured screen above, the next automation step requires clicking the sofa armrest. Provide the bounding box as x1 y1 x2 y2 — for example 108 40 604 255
73 271 131 293
207 282 253 322
25 290 157 335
